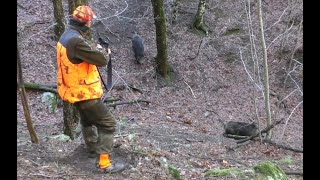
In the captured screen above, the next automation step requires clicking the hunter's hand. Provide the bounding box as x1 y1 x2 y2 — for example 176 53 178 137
97 44 103 50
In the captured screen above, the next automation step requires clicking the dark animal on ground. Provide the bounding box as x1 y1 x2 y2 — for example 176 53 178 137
219 119 258 136
131 32 144 64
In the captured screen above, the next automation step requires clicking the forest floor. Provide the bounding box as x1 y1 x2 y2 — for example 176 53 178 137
17 0 303 179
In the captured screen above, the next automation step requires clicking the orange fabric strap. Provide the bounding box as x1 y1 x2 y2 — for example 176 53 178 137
99 154 112 168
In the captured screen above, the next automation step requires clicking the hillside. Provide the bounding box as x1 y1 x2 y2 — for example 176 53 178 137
17 0 303 179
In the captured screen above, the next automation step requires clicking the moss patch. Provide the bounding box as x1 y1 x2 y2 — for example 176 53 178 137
168 165 182 180
277 156 294 165
254 161 288 180
223 27 242 36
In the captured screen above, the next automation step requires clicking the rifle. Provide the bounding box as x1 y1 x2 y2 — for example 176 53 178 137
97 35 112 91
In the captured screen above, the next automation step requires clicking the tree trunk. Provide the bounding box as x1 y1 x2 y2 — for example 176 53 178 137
52 0 65 41
62 101 81 140
68 0 88 17
192 0 208 36
17 43 40 144
151 0 170 81
53 0 90 140
257 0 272 139
171 0 181 25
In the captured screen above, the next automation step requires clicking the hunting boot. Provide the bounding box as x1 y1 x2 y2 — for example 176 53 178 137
82 126 98 158
97 131 127 173
98 154 127 173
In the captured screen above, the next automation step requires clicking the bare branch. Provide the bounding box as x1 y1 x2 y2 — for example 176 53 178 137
20 23 57 45
282 89 297 101
112 69 144 111
280 100 303 141
266 22 294 51
261 139 303 153
239 48 262 90
243 0 263 88
265 6 290 32
184 81 196 99
95 1 129 21
287 70 303 95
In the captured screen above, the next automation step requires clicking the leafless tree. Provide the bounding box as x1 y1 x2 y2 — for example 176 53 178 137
17 43 40 144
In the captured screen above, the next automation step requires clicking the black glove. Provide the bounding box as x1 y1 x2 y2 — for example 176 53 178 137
98 37 109 49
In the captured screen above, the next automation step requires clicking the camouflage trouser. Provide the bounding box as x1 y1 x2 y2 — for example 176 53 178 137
75 99 116 154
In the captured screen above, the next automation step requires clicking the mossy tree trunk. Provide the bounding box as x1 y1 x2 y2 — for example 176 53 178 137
17 43 40 144
53 0 90 140
192 0 208 36
151 0 170 81
171 0 181 25
52 0 65 41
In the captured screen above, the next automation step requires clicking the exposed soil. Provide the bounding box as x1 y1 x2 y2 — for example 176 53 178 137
17 0 303 179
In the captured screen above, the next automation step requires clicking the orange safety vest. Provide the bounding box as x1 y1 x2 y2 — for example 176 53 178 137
56 42 103 103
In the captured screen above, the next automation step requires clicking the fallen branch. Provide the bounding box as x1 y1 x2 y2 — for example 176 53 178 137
103 97 121 103
17 3 26 10
23 82 57 93
112 84 144 94
284 171 303 176
29 173 54 178
190 37 204 60
184 81 196 98
23 82 142 94
22 82 150 107
236 119 283 144
259 139 303 153
224 133 248 140
106 99 150 107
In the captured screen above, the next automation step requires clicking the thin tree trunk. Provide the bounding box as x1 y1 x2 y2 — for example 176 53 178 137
192 0 208 35
151 0 170 81
171 0 181 25
257 0 272 139
52 0 65 41
17 43 40 144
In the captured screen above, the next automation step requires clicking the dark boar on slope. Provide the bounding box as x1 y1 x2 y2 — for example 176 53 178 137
131 31 145 64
